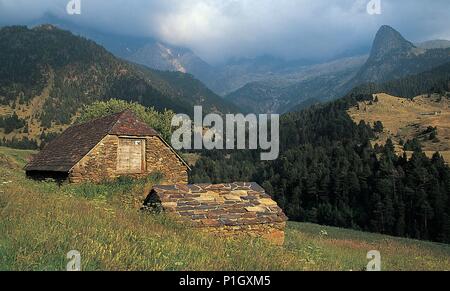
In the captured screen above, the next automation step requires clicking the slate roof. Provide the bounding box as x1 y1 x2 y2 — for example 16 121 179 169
25 110 160 172
143 183 288 227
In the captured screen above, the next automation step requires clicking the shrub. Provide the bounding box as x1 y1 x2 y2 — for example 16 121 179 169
77 99 175 141
373 121 384 133
404 138 422 151
0 113 26 134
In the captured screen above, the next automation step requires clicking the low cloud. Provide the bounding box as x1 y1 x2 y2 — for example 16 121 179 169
0 0 449 63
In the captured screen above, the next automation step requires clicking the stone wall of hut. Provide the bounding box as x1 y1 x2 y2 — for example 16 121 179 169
145 136 189 185
69 135 188 184
143 183 288 245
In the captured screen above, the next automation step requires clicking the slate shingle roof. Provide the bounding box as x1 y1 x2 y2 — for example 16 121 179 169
143 183 288 227
25 110 159 172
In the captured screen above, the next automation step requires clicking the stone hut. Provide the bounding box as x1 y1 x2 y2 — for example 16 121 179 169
142 182 288 245
25 110 190 184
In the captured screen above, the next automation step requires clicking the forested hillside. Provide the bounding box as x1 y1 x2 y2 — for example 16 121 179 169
0 25 237 147
350 61 450 98
190 66 450 243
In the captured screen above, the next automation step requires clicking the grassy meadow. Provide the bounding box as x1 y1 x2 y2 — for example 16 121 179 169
1 146 450 271
348 93 450 163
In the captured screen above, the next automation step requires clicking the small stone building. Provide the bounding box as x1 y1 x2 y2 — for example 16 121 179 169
142 182 288 245
25 110 190 184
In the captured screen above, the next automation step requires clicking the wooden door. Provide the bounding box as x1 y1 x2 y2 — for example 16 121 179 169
117 138 145 174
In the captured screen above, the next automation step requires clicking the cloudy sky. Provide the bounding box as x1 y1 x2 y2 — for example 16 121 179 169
0 0 449 63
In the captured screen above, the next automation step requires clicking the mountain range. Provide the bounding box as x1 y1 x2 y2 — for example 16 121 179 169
23 17 450 114
346 26 450 89
1 20 449 143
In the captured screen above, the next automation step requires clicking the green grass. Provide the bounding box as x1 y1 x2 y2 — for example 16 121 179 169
285 223 450 271
1 146 450 271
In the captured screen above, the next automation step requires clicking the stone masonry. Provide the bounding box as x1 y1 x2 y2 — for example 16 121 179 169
70 135 188 184
142 182 288 245
25 110 190 184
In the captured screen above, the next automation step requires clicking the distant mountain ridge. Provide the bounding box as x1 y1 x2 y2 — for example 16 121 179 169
226 55 366 113
228 25 450 113
417 40 450 50
347 25 450 88
26 16 368 99
27 15 218 87
21 18 450 114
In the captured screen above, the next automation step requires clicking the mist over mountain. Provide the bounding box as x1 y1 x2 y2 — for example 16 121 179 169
16 16 450 115
23 16 366 98
27 15 214 75
417 40 450 50
227 25 450 113
347 26 450 88
225 55 367 113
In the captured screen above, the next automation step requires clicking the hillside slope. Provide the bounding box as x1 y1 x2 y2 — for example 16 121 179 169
348 93 450 163
226 55 366 113
191 64 450 244
346 61 450 161
349 61 450 99
0 25 238 145
1 146 449 271
29 15 219 91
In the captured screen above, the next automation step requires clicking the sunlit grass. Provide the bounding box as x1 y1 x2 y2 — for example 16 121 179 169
1 146 450 271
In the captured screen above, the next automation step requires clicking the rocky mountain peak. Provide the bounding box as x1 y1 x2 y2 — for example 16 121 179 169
369 25 416 61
